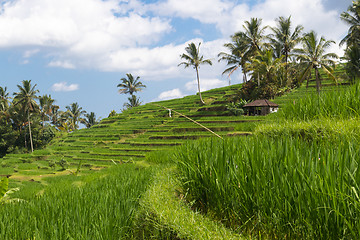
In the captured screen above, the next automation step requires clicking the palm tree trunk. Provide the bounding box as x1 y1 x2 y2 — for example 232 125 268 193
28 112 34 153
196 67 205 104
285 52 288 87
315 68 321 94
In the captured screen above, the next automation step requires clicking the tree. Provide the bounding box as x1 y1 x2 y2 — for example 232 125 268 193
218 34 250 83
294 31 338 93
179 42 212 104
65 102 86 131
81 112 100 128
251 49 285 86
123 95 141 109
39 94 55 128
117 74 146 97
13 80 39 152
342 44 360 82
0 87 11 112
219 18 267 86
340 0 360 47
269 16 303 86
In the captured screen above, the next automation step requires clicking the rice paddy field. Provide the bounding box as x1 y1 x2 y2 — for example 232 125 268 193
1 67 360 239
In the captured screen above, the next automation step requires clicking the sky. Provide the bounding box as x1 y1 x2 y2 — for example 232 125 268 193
0 0 353 119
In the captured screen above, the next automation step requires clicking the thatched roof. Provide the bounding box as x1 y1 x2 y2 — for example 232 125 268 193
243 99 279 108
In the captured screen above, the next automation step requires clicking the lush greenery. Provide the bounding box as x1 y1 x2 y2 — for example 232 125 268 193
0 81 99 156
0 1 360 239
0 164 153 239
175 136 360 239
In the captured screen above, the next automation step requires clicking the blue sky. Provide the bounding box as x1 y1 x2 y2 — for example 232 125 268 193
0 0 352 119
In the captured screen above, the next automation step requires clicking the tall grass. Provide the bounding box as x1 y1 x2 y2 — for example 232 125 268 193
176 137 360 239
278 82 360 120
0 164 153 239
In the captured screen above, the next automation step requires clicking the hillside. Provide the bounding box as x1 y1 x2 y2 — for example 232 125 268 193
1 83 264 179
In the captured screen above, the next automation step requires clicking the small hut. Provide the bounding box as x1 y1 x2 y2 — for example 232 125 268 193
243 99 279 116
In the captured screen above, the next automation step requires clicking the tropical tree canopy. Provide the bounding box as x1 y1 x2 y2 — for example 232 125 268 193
340 0 360 47
294 31 338 93
13 80 39 152
65 102 86 131
117 74 146 96
179 42 212 104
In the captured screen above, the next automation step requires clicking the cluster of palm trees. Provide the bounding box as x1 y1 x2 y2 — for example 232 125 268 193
0 80 99 154
219 16 340 97
179 9 360 103
341 0 360 82
117 73 146 109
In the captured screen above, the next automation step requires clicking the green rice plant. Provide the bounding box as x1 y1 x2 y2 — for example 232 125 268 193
278 82 360 121
175 136 360 239
0 164 153 239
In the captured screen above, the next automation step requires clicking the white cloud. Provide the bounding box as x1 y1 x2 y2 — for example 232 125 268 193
51 82 79 92
23 49 39 58
157 88 184 100
185 78 227 92
0 0 349 80
48 60 75 69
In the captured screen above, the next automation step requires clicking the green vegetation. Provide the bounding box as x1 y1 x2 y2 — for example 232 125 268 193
0 164 153 239
1 2 360 239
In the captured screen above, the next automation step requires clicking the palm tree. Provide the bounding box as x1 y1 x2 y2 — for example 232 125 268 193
251 49 285 87
269 16 303 86
39 94 55 128
241 18 268 54
342 44 360 82
218 34 250 83
81 112 100 128
220 18 267 86
123 95 141 109
117 74 146 97
179 42 212 104
0 86 11 112
13 80 39 152
65 102 86 130
340 0 360 47
294 31 338 93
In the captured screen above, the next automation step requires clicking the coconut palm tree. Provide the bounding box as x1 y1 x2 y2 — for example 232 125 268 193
342 44 360 82
340 0 360 47
218 34 250 83
13 80 39 152
117 74 146 97
294 31 338 93
39 94 55 128
241 18 268 53
220 18 267 87
179 42 212 104
65 102 86 130
251 49 285 86
0 86 11 112
123 95 141 109
269 16 303 86
81 112 100 128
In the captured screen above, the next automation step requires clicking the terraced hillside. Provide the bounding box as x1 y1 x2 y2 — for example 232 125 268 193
1 65 348 180
1 83 265 179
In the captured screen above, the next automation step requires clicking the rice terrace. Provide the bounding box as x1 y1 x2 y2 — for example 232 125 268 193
1 0 360 239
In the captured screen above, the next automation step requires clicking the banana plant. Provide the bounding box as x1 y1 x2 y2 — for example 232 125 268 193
0 177 23 204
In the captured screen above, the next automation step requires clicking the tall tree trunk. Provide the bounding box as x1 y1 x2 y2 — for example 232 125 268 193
28 112 34 153
315 68 321 94
285 52 289 87
196 67 205 104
